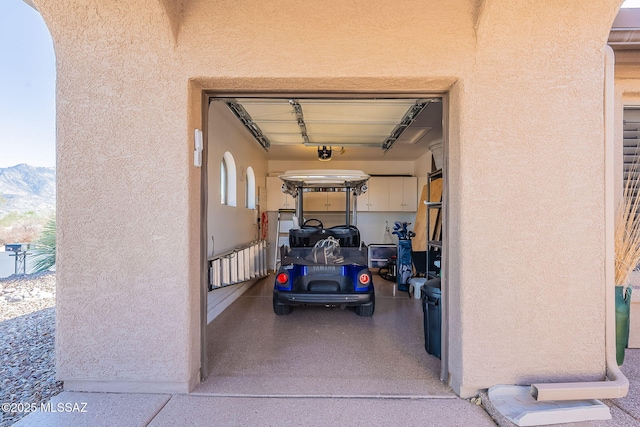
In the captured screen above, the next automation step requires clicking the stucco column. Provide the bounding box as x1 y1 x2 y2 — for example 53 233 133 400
446 1 623 397
36 0 201 393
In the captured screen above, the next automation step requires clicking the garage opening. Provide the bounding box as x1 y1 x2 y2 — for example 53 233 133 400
199 94 448 396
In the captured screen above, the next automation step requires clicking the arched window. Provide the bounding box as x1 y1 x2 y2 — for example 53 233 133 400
220 151 237 206
220 158 227 205
246 167 256 209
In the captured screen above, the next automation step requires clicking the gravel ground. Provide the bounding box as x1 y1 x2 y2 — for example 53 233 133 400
0 272 61 427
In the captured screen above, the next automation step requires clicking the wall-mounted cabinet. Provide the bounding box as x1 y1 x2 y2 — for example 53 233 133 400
266 177 295 211
304 191 349 212
267 177 352 212
358 176 417 212
268 175 417 212
389 177 418 211
359 177 390 211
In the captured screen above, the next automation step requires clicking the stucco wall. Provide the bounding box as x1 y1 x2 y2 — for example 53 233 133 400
33 0 625 396
448 1 621 395
37 0 200 392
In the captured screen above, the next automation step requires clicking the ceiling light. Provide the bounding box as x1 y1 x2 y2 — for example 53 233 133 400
318 146 332 161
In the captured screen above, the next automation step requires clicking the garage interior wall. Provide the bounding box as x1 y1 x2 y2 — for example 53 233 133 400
36 0 625 397
207 101 268 256
205 101 269 317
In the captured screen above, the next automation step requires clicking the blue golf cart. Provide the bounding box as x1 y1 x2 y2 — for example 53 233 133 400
272 170 375 317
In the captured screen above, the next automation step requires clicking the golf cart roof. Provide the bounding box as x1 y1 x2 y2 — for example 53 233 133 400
278 170 370 196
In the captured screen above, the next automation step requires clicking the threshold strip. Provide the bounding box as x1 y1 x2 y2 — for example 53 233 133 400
189 392 456 400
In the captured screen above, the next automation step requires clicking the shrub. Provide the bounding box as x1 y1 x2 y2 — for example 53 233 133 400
29 216 56 273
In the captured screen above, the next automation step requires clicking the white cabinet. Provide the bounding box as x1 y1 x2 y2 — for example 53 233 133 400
358 176 417 212
359 177 390 211
327 192 348 211
389 177 417 211
303 192 326 212
304 191 349 212
267 179 351 212
268 175 417 212
266 177 295 211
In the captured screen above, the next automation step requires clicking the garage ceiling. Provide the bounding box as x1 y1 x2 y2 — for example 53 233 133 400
214 97 443 162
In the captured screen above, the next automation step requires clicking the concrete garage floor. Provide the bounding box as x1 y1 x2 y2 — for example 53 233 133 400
195 275 452 397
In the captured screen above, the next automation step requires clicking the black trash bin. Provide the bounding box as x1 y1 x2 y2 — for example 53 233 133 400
421 278 442 359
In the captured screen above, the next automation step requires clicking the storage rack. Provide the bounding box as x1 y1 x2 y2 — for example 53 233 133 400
425 169 443 279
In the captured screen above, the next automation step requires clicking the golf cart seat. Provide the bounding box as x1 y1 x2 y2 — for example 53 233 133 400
289 225 361 248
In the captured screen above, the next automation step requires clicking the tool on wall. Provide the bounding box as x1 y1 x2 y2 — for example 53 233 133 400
260 211 269 241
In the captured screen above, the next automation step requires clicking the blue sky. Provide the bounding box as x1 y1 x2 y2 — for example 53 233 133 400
0 1 638 169
0 0 55 168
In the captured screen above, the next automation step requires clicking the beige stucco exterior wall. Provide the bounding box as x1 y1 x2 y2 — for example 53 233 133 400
33 0 624 396
36 0 201 393
449 1 622 395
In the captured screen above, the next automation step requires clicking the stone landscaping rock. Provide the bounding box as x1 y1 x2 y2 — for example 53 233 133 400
0 272 60 427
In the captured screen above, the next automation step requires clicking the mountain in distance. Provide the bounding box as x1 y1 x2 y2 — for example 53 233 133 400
0 164 56 217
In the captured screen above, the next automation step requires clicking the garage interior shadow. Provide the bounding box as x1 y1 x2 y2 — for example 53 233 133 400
195 274 454 397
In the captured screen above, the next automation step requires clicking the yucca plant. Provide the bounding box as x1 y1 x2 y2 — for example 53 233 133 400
29 215 56 273
615 160 640 287
614 157 640 365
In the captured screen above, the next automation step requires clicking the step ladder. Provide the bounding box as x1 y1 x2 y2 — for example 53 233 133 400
274 209 296 269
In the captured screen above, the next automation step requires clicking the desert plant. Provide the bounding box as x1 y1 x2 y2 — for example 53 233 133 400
29 215 56 273
614 156 640 365
615 161 640 288
0 211 51 245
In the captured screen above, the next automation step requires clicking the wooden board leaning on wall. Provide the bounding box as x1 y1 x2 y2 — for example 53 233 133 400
412 178 442 252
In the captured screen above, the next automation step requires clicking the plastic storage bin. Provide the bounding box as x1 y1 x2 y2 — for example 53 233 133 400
421 278 442 358
367 244 396 268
